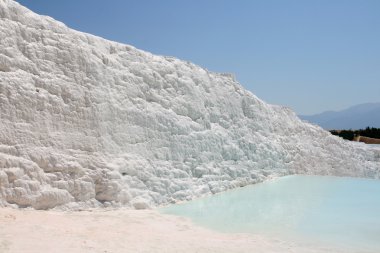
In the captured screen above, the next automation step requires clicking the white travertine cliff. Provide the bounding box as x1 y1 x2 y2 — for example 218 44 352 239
0 0 379 209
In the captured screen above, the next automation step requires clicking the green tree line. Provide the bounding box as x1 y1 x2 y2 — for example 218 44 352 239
330 127 380 140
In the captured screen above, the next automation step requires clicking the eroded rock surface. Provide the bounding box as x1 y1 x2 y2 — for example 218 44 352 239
0 0 379 209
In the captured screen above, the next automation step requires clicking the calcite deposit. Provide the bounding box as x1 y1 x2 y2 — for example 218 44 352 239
0 0 379 209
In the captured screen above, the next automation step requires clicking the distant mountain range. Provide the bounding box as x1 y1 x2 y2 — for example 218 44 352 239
299 103 380 130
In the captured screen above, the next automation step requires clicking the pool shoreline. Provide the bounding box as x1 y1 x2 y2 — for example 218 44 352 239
161 175 380 252
0 206 365 253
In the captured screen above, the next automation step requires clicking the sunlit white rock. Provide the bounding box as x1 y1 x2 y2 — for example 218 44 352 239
0 0 379 209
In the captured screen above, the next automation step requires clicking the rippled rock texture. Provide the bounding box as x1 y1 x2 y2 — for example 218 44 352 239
0 0 379 209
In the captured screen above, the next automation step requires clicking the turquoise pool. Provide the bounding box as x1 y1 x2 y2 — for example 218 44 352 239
161 175 380 251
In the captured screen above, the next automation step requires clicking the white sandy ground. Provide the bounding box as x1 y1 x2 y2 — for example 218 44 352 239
0 208 368 253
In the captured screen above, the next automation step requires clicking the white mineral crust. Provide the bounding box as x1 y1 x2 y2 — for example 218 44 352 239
0 0 379 209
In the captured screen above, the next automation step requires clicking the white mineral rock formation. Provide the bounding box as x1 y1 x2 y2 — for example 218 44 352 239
0 0 379 209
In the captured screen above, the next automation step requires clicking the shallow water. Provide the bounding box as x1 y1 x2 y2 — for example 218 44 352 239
161 175 380 251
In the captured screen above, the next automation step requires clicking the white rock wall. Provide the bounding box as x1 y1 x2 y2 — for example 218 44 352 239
0 0 379 209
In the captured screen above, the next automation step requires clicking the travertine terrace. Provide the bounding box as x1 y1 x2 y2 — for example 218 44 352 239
0 0 379 210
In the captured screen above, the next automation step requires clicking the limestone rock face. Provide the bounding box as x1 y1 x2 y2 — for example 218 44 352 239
0 0 379 209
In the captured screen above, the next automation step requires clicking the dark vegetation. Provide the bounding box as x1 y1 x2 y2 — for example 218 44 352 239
330 127 380 140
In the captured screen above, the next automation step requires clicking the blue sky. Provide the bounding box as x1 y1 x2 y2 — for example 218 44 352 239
16 0 380 115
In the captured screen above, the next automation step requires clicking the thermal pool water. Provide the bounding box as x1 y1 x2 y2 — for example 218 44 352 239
161 175 380 252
